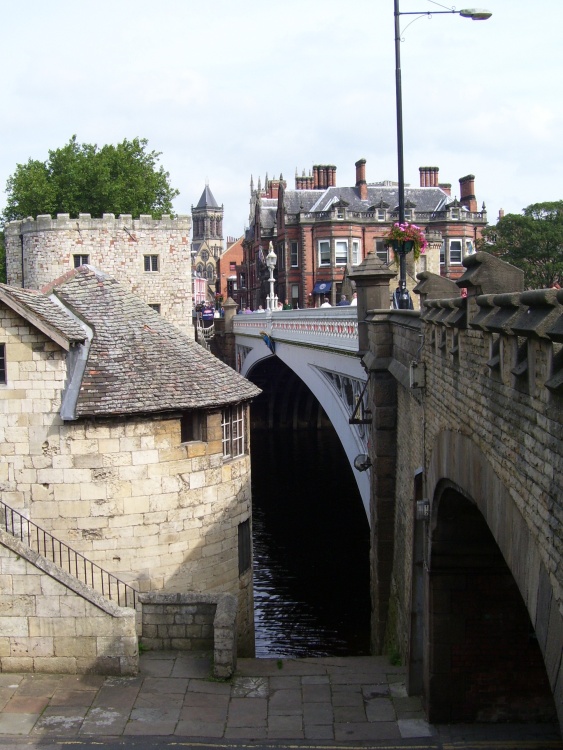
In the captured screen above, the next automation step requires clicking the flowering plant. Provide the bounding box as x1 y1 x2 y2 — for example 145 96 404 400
385 222 428 260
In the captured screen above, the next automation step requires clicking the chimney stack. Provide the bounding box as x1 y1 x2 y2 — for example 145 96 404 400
355 158 368 200
459 174 477 212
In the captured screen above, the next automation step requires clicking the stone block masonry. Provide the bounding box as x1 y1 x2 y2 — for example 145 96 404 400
0 306 255 656
4 213 194 338
0 529 137 675
139 592 237 679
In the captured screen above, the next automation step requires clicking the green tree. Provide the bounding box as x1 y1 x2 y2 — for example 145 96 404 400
478 201 563 289
2 136 179 223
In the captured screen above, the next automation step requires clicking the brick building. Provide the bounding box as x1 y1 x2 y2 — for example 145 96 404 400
0 266 260 655
216 236 244 309
242 160 487 309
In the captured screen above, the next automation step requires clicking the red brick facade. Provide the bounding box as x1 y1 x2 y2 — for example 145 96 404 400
241 160 488 310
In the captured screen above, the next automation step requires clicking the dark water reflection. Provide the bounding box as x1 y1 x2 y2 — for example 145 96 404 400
250 429 371 658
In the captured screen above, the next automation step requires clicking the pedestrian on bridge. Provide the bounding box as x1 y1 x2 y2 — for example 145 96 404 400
320 297 331 307
337 295 350 306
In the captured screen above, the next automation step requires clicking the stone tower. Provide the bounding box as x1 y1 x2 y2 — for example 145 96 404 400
191 183 224 282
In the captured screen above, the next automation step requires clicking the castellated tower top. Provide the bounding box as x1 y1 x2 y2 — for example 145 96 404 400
4 213 194 339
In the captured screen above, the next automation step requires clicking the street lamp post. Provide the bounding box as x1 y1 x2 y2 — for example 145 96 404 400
266 241 278 311
393 2 491 308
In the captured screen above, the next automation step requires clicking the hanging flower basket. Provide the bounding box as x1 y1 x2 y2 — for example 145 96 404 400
385 222 428 261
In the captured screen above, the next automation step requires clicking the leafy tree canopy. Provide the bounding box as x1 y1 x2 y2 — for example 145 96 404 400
3 136 179 223
478 201 563 289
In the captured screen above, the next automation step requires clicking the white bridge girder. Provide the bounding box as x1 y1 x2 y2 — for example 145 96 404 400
235 322 370 520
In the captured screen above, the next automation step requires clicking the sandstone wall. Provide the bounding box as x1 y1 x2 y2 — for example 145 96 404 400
0 530 137 675
0 304 255 655
4 214 194 338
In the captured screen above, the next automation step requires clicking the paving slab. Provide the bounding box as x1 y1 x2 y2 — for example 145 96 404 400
0 713 40 735
31 706 87 736
79 706 130 735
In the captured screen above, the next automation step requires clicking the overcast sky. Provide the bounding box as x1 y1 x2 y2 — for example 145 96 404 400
1 0 560 240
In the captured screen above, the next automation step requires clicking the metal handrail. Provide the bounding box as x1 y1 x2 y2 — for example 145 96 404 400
0 500 137 609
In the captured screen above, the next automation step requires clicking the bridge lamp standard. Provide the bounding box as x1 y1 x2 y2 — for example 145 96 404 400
393 2 492 308
266 241 278 312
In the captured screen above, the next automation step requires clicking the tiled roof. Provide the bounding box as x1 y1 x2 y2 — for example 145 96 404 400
195 185 219 209
48 267 260 417
0 284 87 343
284 185 451 214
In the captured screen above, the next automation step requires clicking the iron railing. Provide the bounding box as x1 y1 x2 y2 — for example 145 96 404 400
0 500 137 609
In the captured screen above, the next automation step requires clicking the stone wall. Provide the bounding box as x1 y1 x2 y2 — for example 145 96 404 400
0 302 255 656
364 258 563 729
4 213 194 338
0 530 137 674
139 592 237 679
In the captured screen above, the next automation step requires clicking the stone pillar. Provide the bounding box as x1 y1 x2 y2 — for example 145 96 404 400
348 252 397 356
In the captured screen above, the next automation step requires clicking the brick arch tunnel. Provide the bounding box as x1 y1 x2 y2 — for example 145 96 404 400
424 430 562 728
427 483 557 723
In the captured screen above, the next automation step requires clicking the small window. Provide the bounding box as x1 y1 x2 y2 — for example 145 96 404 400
377 209 386 221
291 284 299 306
222 404 245 458
229 262 236 272
335 240 348 265
0 344 5 384
144 255 159 272
376 239 389 264
148 303 161 313
181 412 206 443
318 240 330 267
352 239 360 266
440 241 446 265
290 241 299 267
73 254 89 268
238 519 251 575
450 240 463 265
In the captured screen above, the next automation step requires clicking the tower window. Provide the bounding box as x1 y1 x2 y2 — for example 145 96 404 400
144 255 159 272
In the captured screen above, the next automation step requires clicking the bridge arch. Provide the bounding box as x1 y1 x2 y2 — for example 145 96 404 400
236 333 370 518
425 430 562 726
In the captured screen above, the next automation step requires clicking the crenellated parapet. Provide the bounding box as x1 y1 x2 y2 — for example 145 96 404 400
4 212 194 337
418 254 563 394
5 213 191 236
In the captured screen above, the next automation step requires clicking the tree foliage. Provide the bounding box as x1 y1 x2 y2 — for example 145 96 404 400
3 136 179 222
478 201 563 289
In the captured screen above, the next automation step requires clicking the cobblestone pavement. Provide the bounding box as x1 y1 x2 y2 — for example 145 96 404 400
0 652 559 747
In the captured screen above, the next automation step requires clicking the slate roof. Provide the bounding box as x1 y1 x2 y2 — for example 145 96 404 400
0 284 87 345
284 185 451 214
195 184 219 209
44 267 260 417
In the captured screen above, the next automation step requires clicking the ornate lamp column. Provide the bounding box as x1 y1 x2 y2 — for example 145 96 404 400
266 242 278 311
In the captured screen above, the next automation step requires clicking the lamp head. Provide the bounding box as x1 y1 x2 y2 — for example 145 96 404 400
459 8 492 19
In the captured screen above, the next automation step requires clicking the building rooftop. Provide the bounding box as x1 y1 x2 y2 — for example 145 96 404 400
8 266 260 417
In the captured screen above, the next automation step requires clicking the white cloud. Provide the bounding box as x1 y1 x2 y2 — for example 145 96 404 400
1 0 562 238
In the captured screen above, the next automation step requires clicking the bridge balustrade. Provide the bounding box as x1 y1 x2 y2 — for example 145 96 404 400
232 308 358 352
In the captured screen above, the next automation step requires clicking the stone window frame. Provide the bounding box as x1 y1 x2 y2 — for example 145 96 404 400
375 239 389 265
351 239 361 266
238 519 251 575
221 403 245 459
73 254 89 268
290 241 299 268
148 303 161 314
0 344 5 384
335 239 348 266
181 411 207 443
317 240 331 267
144 254 159 272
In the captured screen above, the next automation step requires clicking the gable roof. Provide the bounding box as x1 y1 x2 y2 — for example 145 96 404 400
40 267 260 417
0 284 87 350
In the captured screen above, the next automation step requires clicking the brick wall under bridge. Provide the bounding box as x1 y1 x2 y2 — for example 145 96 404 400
358 252 563 730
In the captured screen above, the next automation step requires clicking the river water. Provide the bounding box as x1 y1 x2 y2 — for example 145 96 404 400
250 429 371 658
